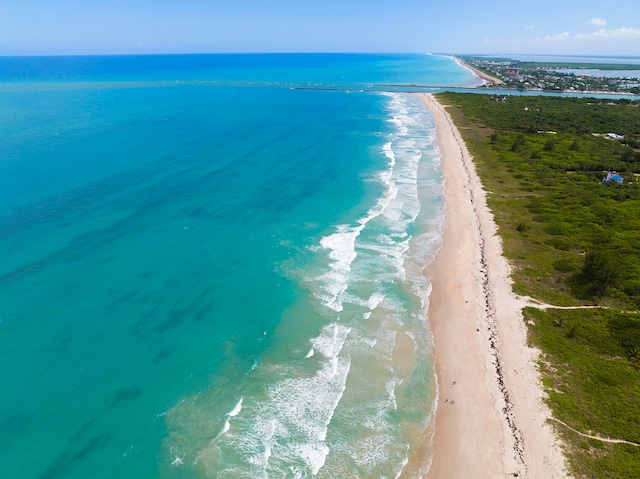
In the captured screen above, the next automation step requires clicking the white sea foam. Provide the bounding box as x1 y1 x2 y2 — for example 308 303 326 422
312 96 432 316
313 93 442 475
292 442 330 475
254 355 350 472
318 225 363 312
394 456 410 479
350 434 399 471
367 292 385 310
313 134 420 315
180 92 445 478
310 323 351 361
194 323 352 477
229 398 243 417
386 377 402 410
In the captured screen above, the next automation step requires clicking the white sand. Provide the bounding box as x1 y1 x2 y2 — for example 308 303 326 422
419 93 569 479
453 57 504 85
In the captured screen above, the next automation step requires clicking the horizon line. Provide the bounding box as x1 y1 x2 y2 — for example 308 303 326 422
2 51 640 60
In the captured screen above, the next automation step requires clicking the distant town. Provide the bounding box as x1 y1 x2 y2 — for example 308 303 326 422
460 56 640 95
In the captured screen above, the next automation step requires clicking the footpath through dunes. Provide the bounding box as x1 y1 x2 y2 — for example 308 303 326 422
419 93 569 479
549 418 640 448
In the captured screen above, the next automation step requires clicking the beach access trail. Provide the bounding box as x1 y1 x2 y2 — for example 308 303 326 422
419 93 569 478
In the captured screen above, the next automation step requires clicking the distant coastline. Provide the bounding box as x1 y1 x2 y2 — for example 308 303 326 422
459 55 640 96
452 56 503 86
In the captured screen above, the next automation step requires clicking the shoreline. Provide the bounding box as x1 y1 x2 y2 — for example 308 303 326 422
453 56 504 86
419 93 568 478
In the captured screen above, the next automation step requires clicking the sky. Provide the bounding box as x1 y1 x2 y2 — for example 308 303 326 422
0 0 639 56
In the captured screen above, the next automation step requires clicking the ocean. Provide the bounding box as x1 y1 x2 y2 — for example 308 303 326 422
0 54 479 478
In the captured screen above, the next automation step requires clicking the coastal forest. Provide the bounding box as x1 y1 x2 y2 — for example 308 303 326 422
437 92 640 478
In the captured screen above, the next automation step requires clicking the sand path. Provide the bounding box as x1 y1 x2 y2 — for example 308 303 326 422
548 418 640 447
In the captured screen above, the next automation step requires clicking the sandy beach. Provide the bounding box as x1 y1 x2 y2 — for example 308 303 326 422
420 93 568 478
453 57 503 85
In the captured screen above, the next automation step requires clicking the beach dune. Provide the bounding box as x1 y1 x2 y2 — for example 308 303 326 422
420 93 568 478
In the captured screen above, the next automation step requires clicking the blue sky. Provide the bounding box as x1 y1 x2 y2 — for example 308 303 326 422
1 0 638 56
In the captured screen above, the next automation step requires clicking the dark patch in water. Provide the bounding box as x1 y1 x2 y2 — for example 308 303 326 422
153 347 173 364
38 434 111 479
191 286 212 305
0 256 52 284
0 155 163 242
186 205 209 218
68 419 97 443
40 332 74 355
138 292 151 303
129 286 214 339
1 410 35 437
0 209 143 284
142 304 161 322
106 385 142 409
57 221 132 264
187 287 214 323
192 304 213 323
128 305 162 341
108 289 144 308
153 309 186 332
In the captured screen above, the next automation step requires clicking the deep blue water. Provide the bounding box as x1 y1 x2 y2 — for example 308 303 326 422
0 53 477 87
0 54 476 478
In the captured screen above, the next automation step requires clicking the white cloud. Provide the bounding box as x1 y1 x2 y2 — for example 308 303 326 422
588 17 607 27
543 32 571 41
481 22 640 54
525 25 535 30
542 27 640 42
595 27 640 39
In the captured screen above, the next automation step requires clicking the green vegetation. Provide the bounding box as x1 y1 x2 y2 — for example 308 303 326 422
460 56 640 71
516 62 640 71
436 92 640 477
443 94 640 138
527 308 640 478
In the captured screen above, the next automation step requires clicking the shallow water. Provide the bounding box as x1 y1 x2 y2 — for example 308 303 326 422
0 54 474 478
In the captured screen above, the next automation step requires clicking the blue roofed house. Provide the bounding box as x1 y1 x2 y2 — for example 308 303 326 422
602 171 624 184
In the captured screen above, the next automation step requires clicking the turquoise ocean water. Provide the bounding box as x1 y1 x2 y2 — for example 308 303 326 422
0 54 479 478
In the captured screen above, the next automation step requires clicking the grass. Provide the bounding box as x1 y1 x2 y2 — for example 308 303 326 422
527 307 640 478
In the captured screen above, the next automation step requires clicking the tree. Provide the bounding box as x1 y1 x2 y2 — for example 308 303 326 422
579 250 620 297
